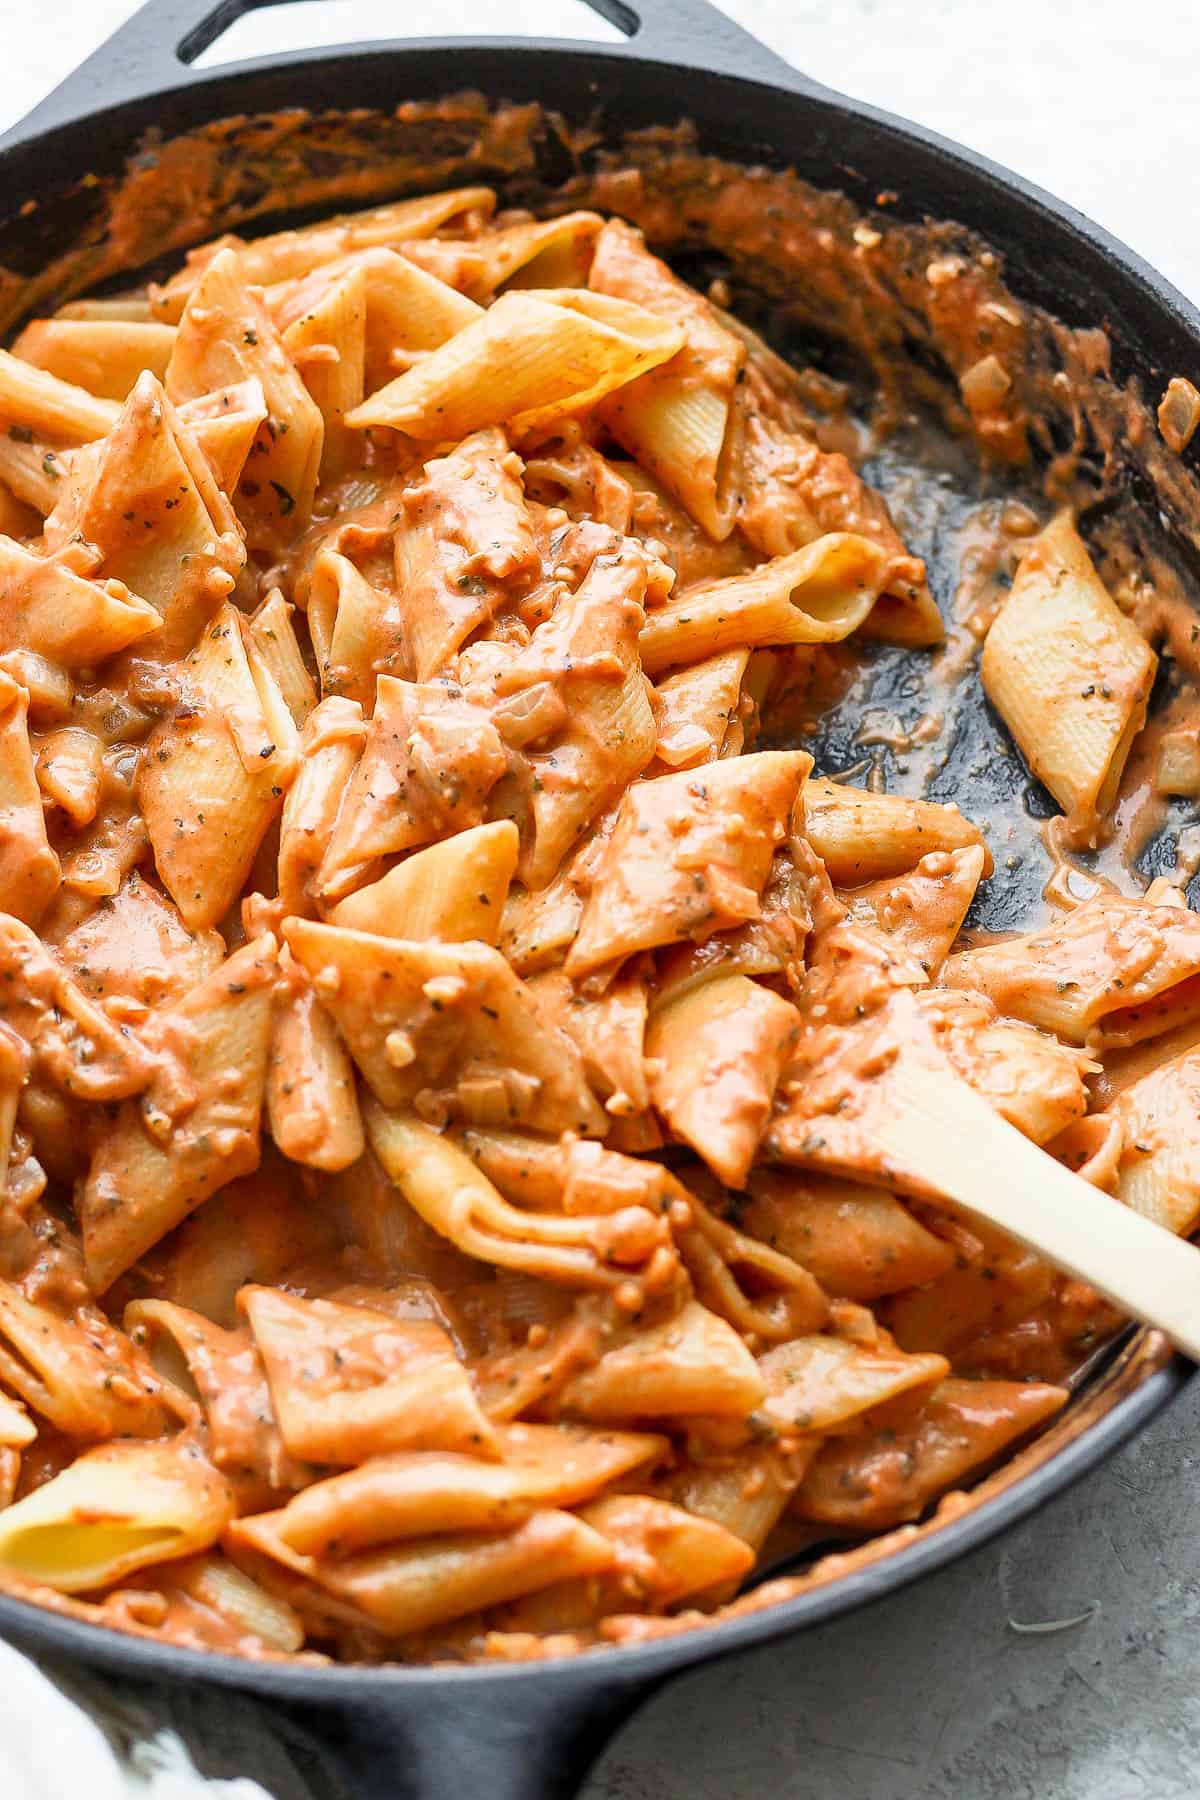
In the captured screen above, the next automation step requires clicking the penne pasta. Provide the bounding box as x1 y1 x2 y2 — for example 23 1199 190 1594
0 536 160 667
166 248 324 543
981 513 1157 840
1110 1046 1200 1238
653 649 750 769
281 264 366 481
12 318 176 402
316 675 506 897
647 974 800 1188
248 589 318 728
491 1492 754 1630
330 821 519 943
557 1300 766 1422
0 911 154 1099
490 536 658 888
0 1439 233 1593
941 893 1200 1049
590 219 746 541
79 936 278 1291
277 696 366 918
57 293 156 323
0 434 73 516
803 778 993 884
229 1504 613 1638
738 1170 955 1301
0 458 47 531
55 869 224 1010
794 1378 1068 1529
0 672 60 923
285 921 606 1136
567 750 811 977
735 407 942 646
266 1422 666 1560
759 1333 948 1434
35 727 105 828
391 427 539 680
638 534 890 676
528 965 650 1115
241 1287 497 1464
150 188 497 321
174 377 269 492
347 288 685 441
0 347 119 442
667 1440 817 1560
403 212 603 302
127 1298 310 1499
0 1281 182 1441
41 371 244 660
346 247 483 390
307 548 404 706
136 1161 340 1333
841 844 987 977
137 602 299 930
267 975 364 1173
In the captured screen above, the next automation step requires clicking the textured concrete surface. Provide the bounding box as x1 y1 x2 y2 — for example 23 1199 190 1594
588 1379 1200 1799
5 3 1200 1797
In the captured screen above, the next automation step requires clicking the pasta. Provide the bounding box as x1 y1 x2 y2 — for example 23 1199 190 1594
0 181 1182 1669
981 513 1157 841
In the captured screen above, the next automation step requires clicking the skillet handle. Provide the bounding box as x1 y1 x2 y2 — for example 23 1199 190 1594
3 0 812 147
267 1669 662 1800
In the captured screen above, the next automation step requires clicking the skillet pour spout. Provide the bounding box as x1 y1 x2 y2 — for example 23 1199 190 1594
0 0 1195 1796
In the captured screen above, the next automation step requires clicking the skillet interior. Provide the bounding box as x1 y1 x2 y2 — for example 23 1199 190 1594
0 42 1195 1793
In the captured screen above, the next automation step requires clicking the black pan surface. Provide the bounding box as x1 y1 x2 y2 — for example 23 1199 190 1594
0 4 1195 1795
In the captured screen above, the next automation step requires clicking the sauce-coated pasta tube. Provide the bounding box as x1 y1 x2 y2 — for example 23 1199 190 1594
0 346 119 442
647 974 800 1188
0 1439 233 1593
12 317 176 402
0 673 60 923
981 513 1157 840
802 779 993 884
942 892 1200 1049
256 1422 665 1559
1111 1046 1200 1237
286 920 606 1136
150 188 497 320
590 219 746 541
567 750 810 976
42 371 244 660
241 1287 497 1464
638 534 889 675
330 821 518 943
167 249 324 543
80 936 278 1290
347 289 685 441
138 602 299 931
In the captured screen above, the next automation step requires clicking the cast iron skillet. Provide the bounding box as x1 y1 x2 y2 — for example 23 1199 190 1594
0 2 1196 1795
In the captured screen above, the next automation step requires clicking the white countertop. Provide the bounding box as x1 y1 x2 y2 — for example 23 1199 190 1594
2 6 1200 1799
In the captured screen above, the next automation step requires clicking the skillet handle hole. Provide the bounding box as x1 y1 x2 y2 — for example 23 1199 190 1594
180 0 632 67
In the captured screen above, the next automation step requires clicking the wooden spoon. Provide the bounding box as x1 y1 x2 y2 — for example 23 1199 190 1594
768 994 1200 1360
864 1058 1200 1362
